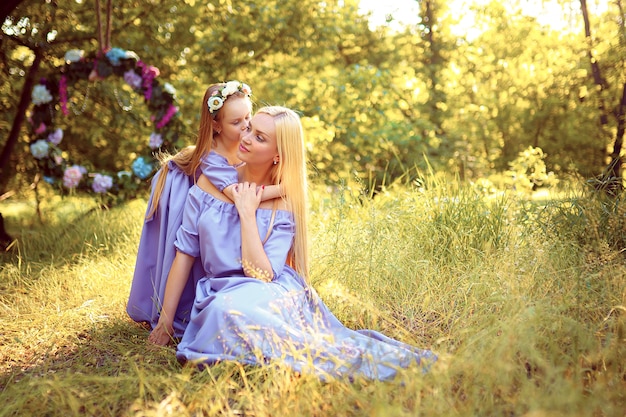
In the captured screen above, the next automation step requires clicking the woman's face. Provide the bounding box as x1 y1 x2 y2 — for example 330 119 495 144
237 113 278 166
214 96 251 146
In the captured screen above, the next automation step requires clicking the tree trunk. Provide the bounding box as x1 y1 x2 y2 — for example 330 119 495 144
609 82 626 180
0 49 42 193
608 0 626 183
0 212 13 251
1 0 32 250
421 0 446 135
580 0 609 125
580 0 623 193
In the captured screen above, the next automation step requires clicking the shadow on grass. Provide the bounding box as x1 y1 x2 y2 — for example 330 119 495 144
1 197 145 270
0 317 183 417
0 317 337 417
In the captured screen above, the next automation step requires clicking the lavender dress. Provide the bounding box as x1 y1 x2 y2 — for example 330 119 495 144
174 187 438 381
126 152 238 337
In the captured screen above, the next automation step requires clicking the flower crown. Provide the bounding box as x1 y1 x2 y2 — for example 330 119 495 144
207 80 252 117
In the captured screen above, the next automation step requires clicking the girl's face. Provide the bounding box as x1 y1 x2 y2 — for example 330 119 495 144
237 113 279 166
214 96 251 145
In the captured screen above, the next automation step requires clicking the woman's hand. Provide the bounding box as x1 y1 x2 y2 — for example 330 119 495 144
148 319 174 346
233 181 274 281
232 182 263 218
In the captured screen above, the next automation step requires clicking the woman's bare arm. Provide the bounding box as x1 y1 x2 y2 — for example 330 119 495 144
148 251 195 345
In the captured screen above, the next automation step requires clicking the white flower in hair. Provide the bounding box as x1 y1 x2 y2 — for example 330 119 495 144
208 95 224 113
240 83 252 96
221 81 240 97
207 80 252 115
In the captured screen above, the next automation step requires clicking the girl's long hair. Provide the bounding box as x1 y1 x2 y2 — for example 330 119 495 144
146 83 246 219
257 106 310 281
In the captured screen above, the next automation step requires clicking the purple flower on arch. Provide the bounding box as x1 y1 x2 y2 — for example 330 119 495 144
92 173 113 193
124 70 143 90
149 132 163 149
47 128 63 145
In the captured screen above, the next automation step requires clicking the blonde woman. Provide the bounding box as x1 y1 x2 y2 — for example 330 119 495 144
149 106 437 381
127 82 281 338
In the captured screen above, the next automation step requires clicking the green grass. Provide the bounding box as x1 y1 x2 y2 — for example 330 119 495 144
0 181 624 416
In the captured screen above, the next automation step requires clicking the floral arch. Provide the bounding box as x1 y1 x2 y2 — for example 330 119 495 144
28 46 183 204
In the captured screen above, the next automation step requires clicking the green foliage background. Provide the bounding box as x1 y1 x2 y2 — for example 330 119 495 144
0 0 623 194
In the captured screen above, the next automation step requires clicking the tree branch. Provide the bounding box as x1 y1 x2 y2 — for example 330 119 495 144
0 48 43 192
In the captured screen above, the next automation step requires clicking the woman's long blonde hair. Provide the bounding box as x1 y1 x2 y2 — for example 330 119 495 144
146 83 248 219
258 106 310 281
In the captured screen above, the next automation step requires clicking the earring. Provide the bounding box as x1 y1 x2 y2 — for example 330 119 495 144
273 160 278 165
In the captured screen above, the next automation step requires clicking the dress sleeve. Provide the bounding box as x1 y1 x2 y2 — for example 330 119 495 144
173 188 202 258
200 152 238 191
262 214 295 278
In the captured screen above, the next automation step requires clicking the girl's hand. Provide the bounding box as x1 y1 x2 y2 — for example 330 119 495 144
232 182 263 217
148 319 174 346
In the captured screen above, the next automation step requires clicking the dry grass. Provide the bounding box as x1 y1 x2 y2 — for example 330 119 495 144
0 181 624 416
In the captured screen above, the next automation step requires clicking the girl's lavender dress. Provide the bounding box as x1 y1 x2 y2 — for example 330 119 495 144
174 186 438 381
126 152 238 338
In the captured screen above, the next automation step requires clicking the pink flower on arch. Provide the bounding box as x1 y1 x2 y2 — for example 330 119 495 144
63 165 84 189
35 123 46 135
